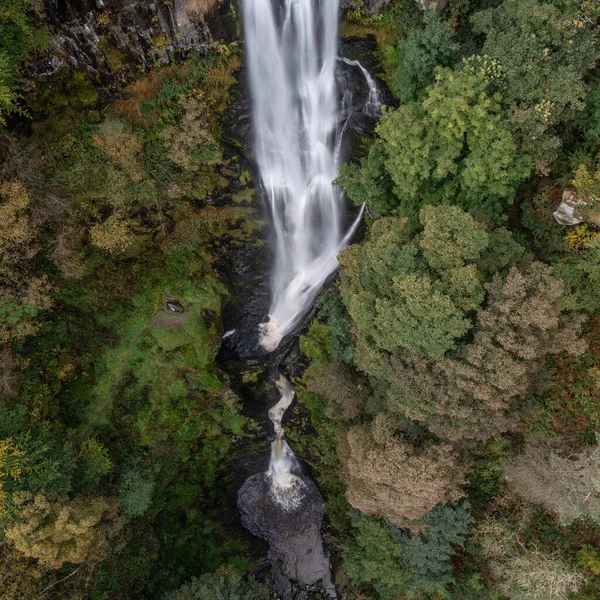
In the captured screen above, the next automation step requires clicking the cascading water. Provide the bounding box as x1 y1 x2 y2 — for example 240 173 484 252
243 0 364 352
237 1 382 595
267 375 305 511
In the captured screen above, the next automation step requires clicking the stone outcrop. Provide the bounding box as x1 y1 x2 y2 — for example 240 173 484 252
238 472 336 599
30 0 227 94
554 188 600 226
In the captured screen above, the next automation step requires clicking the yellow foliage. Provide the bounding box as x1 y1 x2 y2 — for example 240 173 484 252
93 118 145 181
162 95 216 172
90 212 135 253
572 162 600 208
0 438 25 516
0 179 36 266
6 493 124 569
564 224 600 249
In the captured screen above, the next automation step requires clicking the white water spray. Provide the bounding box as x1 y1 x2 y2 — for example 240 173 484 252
267 375 305 510
243 0 366 352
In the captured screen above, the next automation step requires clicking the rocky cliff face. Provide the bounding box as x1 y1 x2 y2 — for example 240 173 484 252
34 0 232 93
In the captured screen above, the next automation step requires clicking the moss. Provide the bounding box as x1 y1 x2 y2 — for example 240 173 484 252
231 187 255 204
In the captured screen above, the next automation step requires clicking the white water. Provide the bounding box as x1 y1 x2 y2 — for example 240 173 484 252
267 375 305 510
339 57 381 117
243 0 366 352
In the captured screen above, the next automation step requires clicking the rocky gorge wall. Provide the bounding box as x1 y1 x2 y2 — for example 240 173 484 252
31 0 230 97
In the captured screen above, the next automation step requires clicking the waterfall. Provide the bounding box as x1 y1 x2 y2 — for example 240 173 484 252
267 375 305 511
339 57 381 117
243 0 363 352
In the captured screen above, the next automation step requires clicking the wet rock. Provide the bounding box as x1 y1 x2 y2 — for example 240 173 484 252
238 472 336 599
28 0 228 100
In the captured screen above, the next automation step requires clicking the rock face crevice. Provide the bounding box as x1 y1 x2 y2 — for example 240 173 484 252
33 0 229 93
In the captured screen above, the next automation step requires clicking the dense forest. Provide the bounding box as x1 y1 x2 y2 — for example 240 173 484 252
1 0 600 598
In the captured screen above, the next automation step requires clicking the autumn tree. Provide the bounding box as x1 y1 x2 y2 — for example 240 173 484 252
0 437 25 515
338 413 467 527
303 359 365 421
6 492 123 569
0 178 51 344
504 440 600 526
380 263 586 441
476 517 585 600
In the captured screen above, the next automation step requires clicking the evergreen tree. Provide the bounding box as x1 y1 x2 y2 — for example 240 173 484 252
162 566 268 600
393 10 458 103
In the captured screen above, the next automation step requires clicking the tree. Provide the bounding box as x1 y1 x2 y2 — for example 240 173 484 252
339 66 530 224
304 359 365 421
162 566 268 600
316 287 355 364
476 517 585 600
381 263 586 441
339 206 508 362
393 10 458 103
343 513 409 599
504 440 600 526
343 503 471 599
338 413 467 527
6 492 123 569
0 437 25 515
0 0 45 125
554 233 600 314
76 438 112 488
0 178 51 344
118 466 155 519
397 503 471 592
339 208 585 442
472 0 600 173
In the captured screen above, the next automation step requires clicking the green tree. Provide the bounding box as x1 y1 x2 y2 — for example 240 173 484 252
339 207 492 362
316 287 355 364
162 566 268 600
77 438 112 487
343 513 409 599
472 0 600 174
393 10 458 103
397 503 471 593
344 504 471 599
339 66 530 224
0 0 46 124
118 466 155 519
